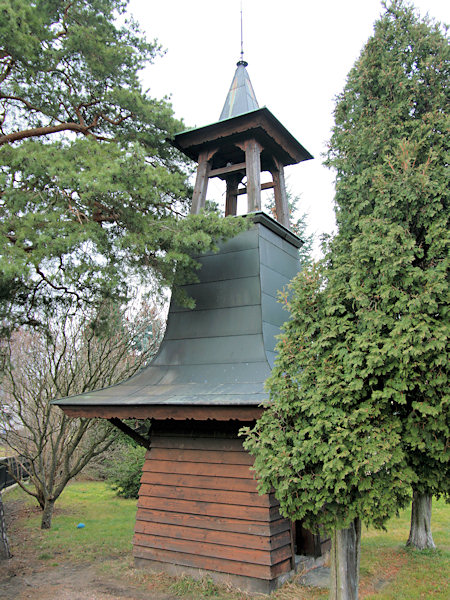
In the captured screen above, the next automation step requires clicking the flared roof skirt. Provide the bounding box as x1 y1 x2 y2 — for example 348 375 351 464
53 213 302 415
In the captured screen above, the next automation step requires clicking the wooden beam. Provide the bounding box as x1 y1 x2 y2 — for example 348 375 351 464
191 149 217 214
209 162 246 179
108 417 151 449
60 405 264 421
225 173 242 216
242 139 263 212
271 159 290 229
233 181 274 197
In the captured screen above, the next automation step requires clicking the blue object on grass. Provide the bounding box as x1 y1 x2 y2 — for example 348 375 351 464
76 522 85 529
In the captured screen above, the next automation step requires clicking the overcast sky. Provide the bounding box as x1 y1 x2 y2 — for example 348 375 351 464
128 0 449 257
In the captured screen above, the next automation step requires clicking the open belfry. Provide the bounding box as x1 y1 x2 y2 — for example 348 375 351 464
54 54 330 593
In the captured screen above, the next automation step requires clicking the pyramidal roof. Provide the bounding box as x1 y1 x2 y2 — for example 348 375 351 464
219 60 259 120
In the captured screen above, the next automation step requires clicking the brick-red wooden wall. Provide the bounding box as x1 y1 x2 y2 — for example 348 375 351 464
133 428 293 582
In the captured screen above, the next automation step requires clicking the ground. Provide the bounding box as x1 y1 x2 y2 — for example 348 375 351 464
1 482 448 600
1 498 177 600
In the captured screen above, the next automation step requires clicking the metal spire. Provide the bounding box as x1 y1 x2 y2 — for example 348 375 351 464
219 1 259 120
240 1 245 65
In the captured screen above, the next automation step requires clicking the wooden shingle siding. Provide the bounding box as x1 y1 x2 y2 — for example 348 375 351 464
133 429 293 582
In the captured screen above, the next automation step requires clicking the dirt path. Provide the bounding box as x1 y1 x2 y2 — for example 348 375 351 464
0 497 178 600
1 561 179 600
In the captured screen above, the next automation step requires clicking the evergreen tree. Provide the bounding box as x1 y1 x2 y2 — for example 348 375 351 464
264 188 314 264
326 0 449 552
244 2 449 598
0 0 246 334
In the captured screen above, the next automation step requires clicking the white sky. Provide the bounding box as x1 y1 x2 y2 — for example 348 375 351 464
128 0 449 257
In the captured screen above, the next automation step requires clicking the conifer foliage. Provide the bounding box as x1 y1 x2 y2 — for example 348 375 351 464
244 1 448 597
0 1 246 333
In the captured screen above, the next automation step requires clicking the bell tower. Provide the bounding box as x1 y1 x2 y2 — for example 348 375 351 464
173 59 312 227
53 47 326 595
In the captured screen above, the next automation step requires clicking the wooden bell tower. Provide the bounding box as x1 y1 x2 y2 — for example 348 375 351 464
173 59 312 226
53 58 329 595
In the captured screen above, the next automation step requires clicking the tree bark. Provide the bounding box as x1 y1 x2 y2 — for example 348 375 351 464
406 491 435 550
0 122 93 145
330 518 361 600
40 498 56 530
0 493 11 559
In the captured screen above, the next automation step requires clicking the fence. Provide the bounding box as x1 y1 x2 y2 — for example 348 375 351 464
0 456 30 491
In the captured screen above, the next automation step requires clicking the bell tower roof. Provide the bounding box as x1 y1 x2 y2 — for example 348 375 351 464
172 17 313 225
219 60 259 120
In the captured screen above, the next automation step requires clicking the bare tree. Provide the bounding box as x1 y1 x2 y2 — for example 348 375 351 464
0 302 163 529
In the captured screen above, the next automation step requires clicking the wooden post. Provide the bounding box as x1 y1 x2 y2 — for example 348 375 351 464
224 173 243 216
191 149 216 214
271 159 290 229
290 522 296 569
237 139 262 213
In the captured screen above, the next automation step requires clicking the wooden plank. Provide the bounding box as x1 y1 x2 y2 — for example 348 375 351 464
269 518 292 536
135 508 291 537
133 533 292 567
270 558 292 578
208 162 246 178
150 421 246 437
142 460 253 479
137 496 281 522
140 471 258 492
133 545 273 580
138 483 277 508
150 436 246 452
134 521 291 552
61 404 263 421
233 181 275 196
147 447 253 465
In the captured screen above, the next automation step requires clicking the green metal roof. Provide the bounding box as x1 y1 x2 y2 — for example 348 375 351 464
219 60 259 120
53 213 302 408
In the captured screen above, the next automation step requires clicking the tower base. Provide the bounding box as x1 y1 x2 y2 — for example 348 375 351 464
133 421 294 595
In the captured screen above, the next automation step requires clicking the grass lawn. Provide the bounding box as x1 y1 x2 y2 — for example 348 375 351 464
3 481 449 599
5 481 137 562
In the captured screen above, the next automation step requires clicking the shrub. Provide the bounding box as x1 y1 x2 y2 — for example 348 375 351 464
106 444 146 499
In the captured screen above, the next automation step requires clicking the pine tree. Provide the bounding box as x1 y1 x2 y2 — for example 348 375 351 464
0 1 246 335
244 2 449 597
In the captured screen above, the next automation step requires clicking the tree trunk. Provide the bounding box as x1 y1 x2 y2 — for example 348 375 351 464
406 491 435 550
40 498 56 530
330 518 361 600
0 493 11 559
